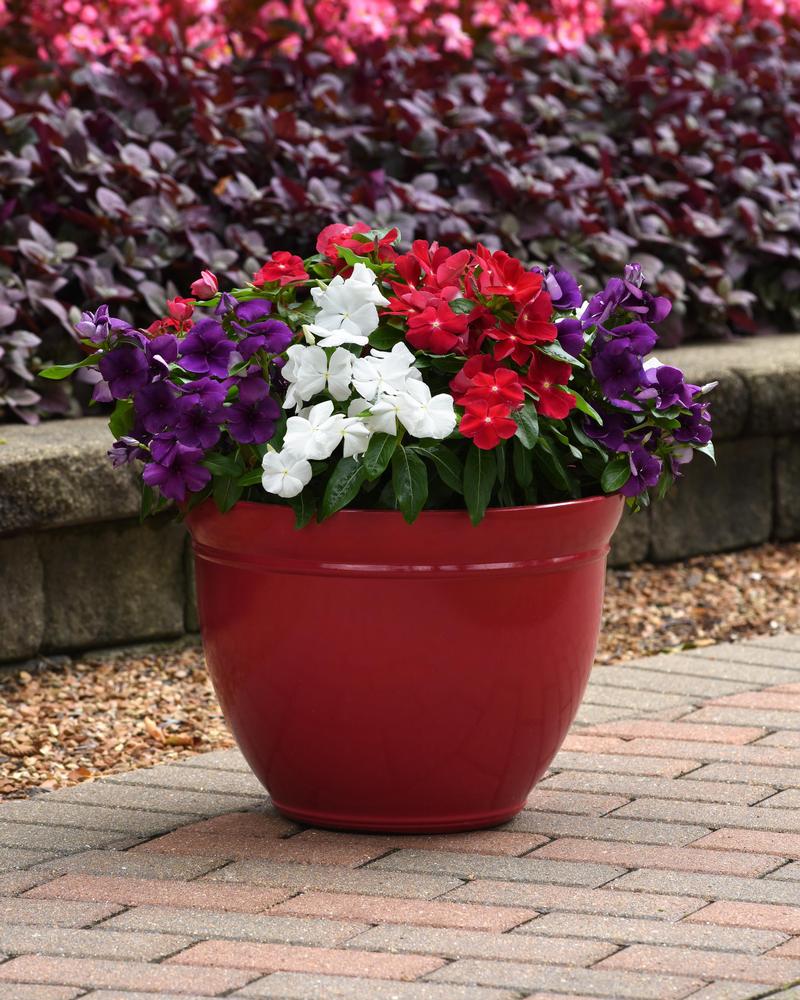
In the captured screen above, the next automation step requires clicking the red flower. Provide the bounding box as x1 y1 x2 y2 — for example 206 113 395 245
473 244 543 305
316 222 398 263
524 354 577 419
460 400 519 450
253 251 308 287
486 322 535 365
449 355 501 402
406 300 469 354
167 296 193 324
517 290 557 344
190 270 218 299
487 289 556 364
395 240 471 292
463 368 525 409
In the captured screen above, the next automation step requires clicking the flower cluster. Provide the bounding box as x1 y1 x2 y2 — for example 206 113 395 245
12 0 800 67
43 227 715 524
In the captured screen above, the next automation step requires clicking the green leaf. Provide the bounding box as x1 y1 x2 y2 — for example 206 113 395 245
537 341 585 367
368 325 404 351
512 437 533 488
202 452 245 477
140 482 159 522
410 442 463 493
213 475 244 513
363 433 398 481
449 298 477 315
655 470 675 501
570 388 603 424
463 446 497 526
535 438 577 494
109 399 134 439
495 440 507 484
601 454 632 493
39 353 102 380
391 446 429 524
288 491 316 529
237 467 264 487
697 441 716 464
513 403 539 449
320 456 366 520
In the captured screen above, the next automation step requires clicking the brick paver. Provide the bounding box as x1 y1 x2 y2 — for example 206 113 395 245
0 633 797 999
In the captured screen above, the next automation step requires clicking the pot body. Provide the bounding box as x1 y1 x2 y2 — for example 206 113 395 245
188 495 623 833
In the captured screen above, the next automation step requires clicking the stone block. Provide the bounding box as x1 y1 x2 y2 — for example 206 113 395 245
775 436 800 541
660 333 800 440
650 438 773 561
39 518 187 651
0 535 44 662
608 508 650 567
0 418 140 535
748 367 800 437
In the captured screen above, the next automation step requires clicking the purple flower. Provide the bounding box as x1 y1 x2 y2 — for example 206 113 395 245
227 379 280 444
270 356 288 394
544 267 582 310
98 346 149 399
234 300 272 324
582 269 671 329
134 381 181 434
176 379 227 450
621 445 663 497
178 318 235 377
142 441 211 503
75 305 135 345
582 278 627 328
607 322 658 356
640 364 695 409
585 412 632 452
674 402 712 446
239 319 294 359
146 333 179 377
75 305 111 344
556 318 585 358
214 292 238 317
591 339 645 398
108 436 146 467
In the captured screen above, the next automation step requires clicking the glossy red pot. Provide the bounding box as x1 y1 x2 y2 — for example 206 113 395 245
187 494 623 833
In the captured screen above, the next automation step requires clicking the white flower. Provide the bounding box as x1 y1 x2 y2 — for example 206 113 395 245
282 344 353 410
341 417 371 457
305 319 369 349
308 264 390 348
352 341 421 401
283 400 345 460
643 356 663 371
349 395 399 436
261 449 312 499
396 380 456 440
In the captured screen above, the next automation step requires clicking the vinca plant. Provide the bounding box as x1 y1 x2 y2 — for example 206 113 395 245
42 225 715 525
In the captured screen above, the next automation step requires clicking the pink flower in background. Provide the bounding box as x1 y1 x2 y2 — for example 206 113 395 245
15 0 800 68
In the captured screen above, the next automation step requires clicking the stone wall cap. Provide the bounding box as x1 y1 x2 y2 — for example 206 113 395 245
0 417 140 536
0 335 798 535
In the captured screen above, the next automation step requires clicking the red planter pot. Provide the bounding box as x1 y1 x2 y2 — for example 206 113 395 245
187 494 623 833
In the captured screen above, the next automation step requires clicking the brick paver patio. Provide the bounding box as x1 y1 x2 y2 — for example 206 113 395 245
0 633 799 999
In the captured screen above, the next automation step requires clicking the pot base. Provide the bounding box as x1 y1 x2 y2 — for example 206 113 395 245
272 799 526 834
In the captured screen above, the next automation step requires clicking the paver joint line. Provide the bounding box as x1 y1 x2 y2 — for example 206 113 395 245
0 633 798 1000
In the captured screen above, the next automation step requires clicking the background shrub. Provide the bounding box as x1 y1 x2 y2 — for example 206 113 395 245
1 16 799 421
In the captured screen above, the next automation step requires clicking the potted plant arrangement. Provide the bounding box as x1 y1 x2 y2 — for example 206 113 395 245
44 224 714 832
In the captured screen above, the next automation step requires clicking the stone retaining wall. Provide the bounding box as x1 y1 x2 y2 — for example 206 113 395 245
1 335 798 662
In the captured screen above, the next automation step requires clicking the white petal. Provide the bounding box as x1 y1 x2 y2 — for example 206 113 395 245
327 347 354 401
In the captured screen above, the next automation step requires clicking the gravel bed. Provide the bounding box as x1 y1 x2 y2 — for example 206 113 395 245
1 541 797 798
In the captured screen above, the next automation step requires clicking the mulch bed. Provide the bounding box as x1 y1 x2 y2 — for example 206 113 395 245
1 541 798 798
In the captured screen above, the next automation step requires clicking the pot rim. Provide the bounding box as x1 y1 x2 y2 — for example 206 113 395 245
219 492 620 521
